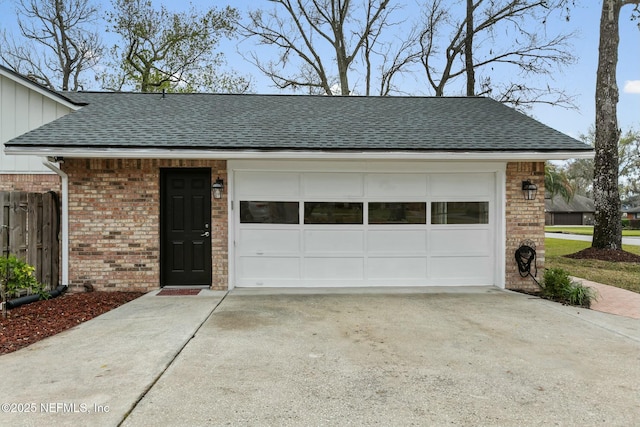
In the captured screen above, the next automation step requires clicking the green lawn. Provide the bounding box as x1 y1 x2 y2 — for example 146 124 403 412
545 226 640 236
544 238 640 293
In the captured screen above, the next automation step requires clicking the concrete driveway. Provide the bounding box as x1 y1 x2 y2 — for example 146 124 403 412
124 288 640 426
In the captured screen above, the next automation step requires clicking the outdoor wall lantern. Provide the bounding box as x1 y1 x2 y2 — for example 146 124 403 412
522 180 538 201
212 177 224 199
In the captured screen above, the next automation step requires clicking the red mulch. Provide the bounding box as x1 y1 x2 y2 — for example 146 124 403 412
0 291 143 355
564 247 640 263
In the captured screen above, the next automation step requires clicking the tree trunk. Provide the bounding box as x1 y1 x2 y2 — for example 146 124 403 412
464 0 475 96
592 0 622 249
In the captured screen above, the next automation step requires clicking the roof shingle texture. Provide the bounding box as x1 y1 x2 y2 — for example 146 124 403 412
6 93 592 152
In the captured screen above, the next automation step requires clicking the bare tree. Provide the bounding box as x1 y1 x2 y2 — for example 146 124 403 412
418 0 575 109
592 0 640 250
241 0 416 96
0 0 103 91
104 0 249 93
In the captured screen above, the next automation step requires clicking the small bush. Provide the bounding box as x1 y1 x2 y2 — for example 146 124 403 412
630 219 640 230
621 219 630 229
541 268 596 308
0 255 48 300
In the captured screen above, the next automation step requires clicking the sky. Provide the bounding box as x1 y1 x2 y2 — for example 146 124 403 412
0 0 638 140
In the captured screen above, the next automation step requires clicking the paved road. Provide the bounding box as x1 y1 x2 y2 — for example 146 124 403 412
546 232 640 246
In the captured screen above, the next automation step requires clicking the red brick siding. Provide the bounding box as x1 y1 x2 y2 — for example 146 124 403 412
0 174 60 193
63 159 227 292
505 161 545 291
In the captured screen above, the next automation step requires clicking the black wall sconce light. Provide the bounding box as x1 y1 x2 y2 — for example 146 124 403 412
522 180 538 201
212 177 224 199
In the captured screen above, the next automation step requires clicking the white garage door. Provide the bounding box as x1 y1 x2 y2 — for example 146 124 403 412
233 164 497 287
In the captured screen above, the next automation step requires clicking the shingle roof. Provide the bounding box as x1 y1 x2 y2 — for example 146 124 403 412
6 92 592 152
545 194 595 213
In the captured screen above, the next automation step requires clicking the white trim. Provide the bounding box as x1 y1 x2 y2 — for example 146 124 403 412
6 147 594 161
495 169 507 289
42 159 68 287
0 67 81 111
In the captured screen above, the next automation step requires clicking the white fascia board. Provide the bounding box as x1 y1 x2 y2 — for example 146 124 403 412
5 147 595 161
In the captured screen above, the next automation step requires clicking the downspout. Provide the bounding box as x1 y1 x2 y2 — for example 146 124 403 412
43 158 68 288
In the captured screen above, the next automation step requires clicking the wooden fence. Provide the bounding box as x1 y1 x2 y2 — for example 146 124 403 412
0 191 60 289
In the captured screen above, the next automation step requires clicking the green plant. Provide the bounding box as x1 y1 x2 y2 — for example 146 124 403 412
565 283 597 308
541 267 596 308
0 255 48 300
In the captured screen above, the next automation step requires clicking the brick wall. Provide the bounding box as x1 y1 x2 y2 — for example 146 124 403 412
505 161 545 291
0 174 61 193
63 159 227 292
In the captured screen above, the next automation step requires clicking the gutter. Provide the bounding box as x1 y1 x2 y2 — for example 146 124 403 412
42 158 69 288
8 147 596 161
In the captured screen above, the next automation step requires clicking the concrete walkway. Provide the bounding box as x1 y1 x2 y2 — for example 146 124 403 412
0 289 226 426
576 278 640 319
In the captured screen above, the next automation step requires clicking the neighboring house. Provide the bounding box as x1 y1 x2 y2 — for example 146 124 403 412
545 194 595 226
4 92 593 293
622 206 640 220
0 65 80 192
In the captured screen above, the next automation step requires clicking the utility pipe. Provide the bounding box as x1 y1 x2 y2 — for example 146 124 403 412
42 158 68 287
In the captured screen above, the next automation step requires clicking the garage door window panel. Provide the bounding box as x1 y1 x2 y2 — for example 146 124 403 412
304 202 363 224
240 201 299 224
369 202 426 224
431 202 489 225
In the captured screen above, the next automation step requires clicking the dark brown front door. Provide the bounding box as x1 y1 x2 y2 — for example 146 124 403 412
160 168 212 286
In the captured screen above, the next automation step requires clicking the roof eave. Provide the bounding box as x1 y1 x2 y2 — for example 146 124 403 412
0 66 83 111
5 146 595 161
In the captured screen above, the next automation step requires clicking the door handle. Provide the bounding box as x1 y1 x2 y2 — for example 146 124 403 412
201 231 210 237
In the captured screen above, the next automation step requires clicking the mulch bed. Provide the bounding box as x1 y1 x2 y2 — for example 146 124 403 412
564 247 640 263
0 291 144 355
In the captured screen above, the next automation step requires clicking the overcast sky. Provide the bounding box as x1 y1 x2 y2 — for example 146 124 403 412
0 0 638 140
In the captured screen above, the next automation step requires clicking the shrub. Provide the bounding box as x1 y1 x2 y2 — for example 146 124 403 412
621 219 630 228
0 255 48 300
541 268 596 308
630 219 640 230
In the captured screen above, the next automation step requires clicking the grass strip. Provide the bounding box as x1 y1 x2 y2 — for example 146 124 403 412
544 238 640 294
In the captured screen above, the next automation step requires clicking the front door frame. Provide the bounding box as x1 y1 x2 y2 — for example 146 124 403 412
159 167 212 287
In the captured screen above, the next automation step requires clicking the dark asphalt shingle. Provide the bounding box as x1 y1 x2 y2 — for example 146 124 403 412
5 92 592 152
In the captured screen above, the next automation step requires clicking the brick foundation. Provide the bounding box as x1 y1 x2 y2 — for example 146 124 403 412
505 161 545 291
63 159 227 292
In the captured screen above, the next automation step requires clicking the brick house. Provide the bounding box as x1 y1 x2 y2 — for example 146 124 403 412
4 92 593 293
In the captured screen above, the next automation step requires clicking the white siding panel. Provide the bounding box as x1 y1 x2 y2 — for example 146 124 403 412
0 74 74 173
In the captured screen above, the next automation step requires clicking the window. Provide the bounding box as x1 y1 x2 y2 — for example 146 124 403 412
240 201 299 224
431 202 489 224
304 202 363 224
368 202 426 224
